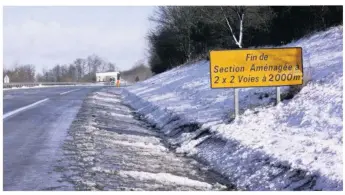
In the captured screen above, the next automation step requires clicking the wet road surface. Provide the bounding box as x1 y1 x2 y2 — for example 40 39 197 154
3 86 102 190
3 86 231 191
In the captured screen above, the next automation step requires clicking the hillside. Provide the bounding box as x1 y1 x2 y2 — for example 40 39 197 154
121 64 153 83
122 26 343 190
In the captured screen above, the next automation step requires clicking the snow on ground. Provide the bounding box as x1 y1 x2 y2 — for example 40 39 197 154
122 26 343 190
118 171 213 189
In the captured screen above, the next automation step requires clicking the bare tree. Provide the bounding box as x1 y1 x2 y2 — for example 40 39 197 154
121 60 153 83
201 6 275 48
3 64 35 82
107 62 116 72
52 65 61 82
73 58 85 80
6 55 118 83
36 73 43 82
150 6 199 61
68 64 77 82
87 55 102 74
220 6 244 48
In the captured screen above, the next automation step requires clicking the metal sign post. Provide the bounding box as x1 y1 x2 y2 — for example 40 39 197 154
276 87 281 105
234 88 239 118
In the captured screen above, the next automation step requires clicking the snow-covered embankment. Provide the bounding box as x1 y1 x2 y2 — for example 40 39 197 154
122 26 343 190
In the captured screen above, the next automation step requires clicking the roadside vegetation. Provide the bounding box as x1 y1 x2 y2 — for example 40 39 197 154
3 56 153 84
147 6 342 74
121 60 153 83
3 55 118 83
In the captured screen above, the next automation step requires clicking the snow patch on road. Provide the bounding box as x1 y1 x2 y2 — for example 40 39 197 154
107 140 168 152
118 171 213 189
93 95 121 103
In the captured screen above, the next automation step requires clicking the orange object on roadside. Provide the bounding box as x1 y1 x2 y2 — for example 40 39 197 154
116 80 120 87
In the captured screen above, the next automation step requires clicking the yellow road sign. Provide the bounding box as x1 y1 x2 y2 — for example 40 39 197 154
210 47 303 88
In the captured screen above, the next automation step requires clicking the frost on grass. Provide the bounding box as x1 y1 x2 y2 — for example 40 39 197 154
122 26 343 190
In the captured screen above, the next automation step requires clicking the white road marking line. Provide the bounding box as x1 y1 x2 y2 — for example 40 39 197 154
60 89 80 95
3 98 49 120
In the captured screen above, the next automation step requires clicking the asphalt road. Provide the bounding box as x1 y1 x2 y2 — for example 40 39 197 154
3 86 231 191
3 86 103 190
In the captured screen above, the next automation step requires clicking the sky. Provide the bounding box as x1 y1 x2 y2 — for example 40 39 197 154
3 6 156 73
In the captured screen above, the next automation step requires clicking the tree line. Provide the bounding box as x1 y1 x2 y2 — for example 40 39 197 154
3 55 118 83
3 65 36 83
147 6 343 74
121 60 153 83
